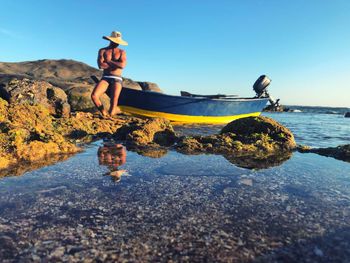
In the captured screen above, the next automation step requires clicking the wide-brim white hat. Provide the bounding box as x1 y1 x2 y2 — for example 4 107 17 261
103 31 128 46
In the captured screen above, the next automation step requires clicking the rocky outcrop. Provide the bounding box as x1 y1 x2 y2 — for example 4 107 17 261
123 78 142 90
0 78 70 117
0 99 77 170
345 112 350 118
177 116 296 155
0 97 131 172
301 144 350 162
263 104 285 112
55 112 129 140
0 59 100 91
0 60 163 112
138 82 163 93
114 118 177 147
66 84 111 112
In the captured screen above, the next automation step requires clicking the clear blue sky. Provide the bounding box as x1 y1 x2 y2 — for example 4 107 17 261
1 0 349 107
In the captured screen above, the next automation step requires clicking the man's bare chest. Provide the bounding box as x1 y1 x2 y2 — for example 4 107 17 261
103 49 121 61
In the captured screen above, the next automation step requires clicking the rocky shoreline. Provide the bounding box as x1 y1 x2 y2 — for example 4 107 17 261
0 61 349 176
1 89 349 178
0 92 295 176
0 61 349 262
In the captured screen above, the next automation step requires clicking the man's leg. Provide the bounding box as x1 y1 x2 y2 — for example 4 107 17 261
91 79 109 116
109 82 123 116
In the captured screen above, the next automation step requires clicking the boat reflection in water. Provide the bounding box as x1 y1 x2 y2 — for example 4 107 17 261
97 143 127 182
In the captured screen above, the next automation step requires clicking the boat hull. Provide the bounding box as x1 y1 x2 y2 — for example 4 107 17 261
118 88 268 123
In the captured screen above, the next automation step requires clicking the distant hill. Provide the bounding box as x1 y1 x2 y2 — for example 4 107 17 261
0 59 101 91
0 59 160 111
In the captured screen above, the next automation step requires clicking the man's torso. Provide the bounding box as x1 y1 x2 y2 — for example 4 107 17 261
101 47 123 76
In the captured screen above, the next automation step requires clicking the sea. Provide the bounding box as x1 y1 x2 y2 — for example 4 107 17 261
0 106 349 261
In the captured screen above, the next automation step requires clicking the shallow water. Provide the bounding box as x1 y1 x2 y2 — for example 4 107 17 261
175 111 350 148
264 112 350 148
0 111 349 261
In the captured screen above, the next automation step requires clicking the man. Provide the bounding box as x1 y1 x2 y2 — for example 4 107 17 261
98 143 127 182
91 31 128 117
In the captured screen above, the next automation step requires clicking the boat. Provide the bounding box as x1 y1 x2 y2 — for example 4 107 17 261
118 89 268 123
92 75 273 124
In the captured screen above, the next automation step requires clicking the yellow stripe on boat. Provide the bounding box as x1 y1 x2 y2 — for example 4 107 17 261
119 106 261 124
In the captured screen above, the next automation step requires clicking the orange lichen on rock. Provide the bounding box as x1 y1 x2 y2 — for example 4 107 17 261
0 98 78 170
55 112 126 139
114 117 177 146
0 97 131 172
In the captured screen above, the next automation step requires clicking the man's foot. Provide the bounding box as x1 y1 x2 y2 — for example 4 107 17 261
109 107 122 117
97 105 109 118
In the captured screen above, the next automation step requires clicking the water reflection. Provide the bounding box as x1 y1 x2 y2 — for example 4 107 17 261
97 143 127 182
0 153 75 178
131 146 168 158
224 151 293 170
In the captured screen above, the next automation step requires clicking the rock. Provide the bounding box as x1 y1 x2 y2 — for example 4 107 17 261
345 112 350 118
0 78 70 117
0 101 78 166
123 78 142 90
0 235 17 259
314 246 324 257
304 144 350 162
220 116 295 149
0 59 166 111
50 246 65 258
138 81 163 93
177 116 296 155
0 59 101 91
239 178 253 186
114 118 177 146
0 97 126 173
0 97 8 122
263 104 285 112
297 145 312 152
66 84 110 112
0 235 16 250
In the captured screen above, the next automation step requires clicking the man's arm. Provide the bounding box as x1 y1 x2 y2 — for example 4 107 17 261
97 49 109 70
107 50 127 69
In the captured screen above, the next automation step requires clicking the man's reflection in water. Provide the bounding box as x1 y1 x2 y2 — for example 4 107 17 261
98 143 127 182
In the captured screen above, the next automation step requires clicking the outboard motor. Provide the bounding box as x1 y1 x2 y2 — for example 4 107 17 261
253 75 271 98
253 75 281 110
